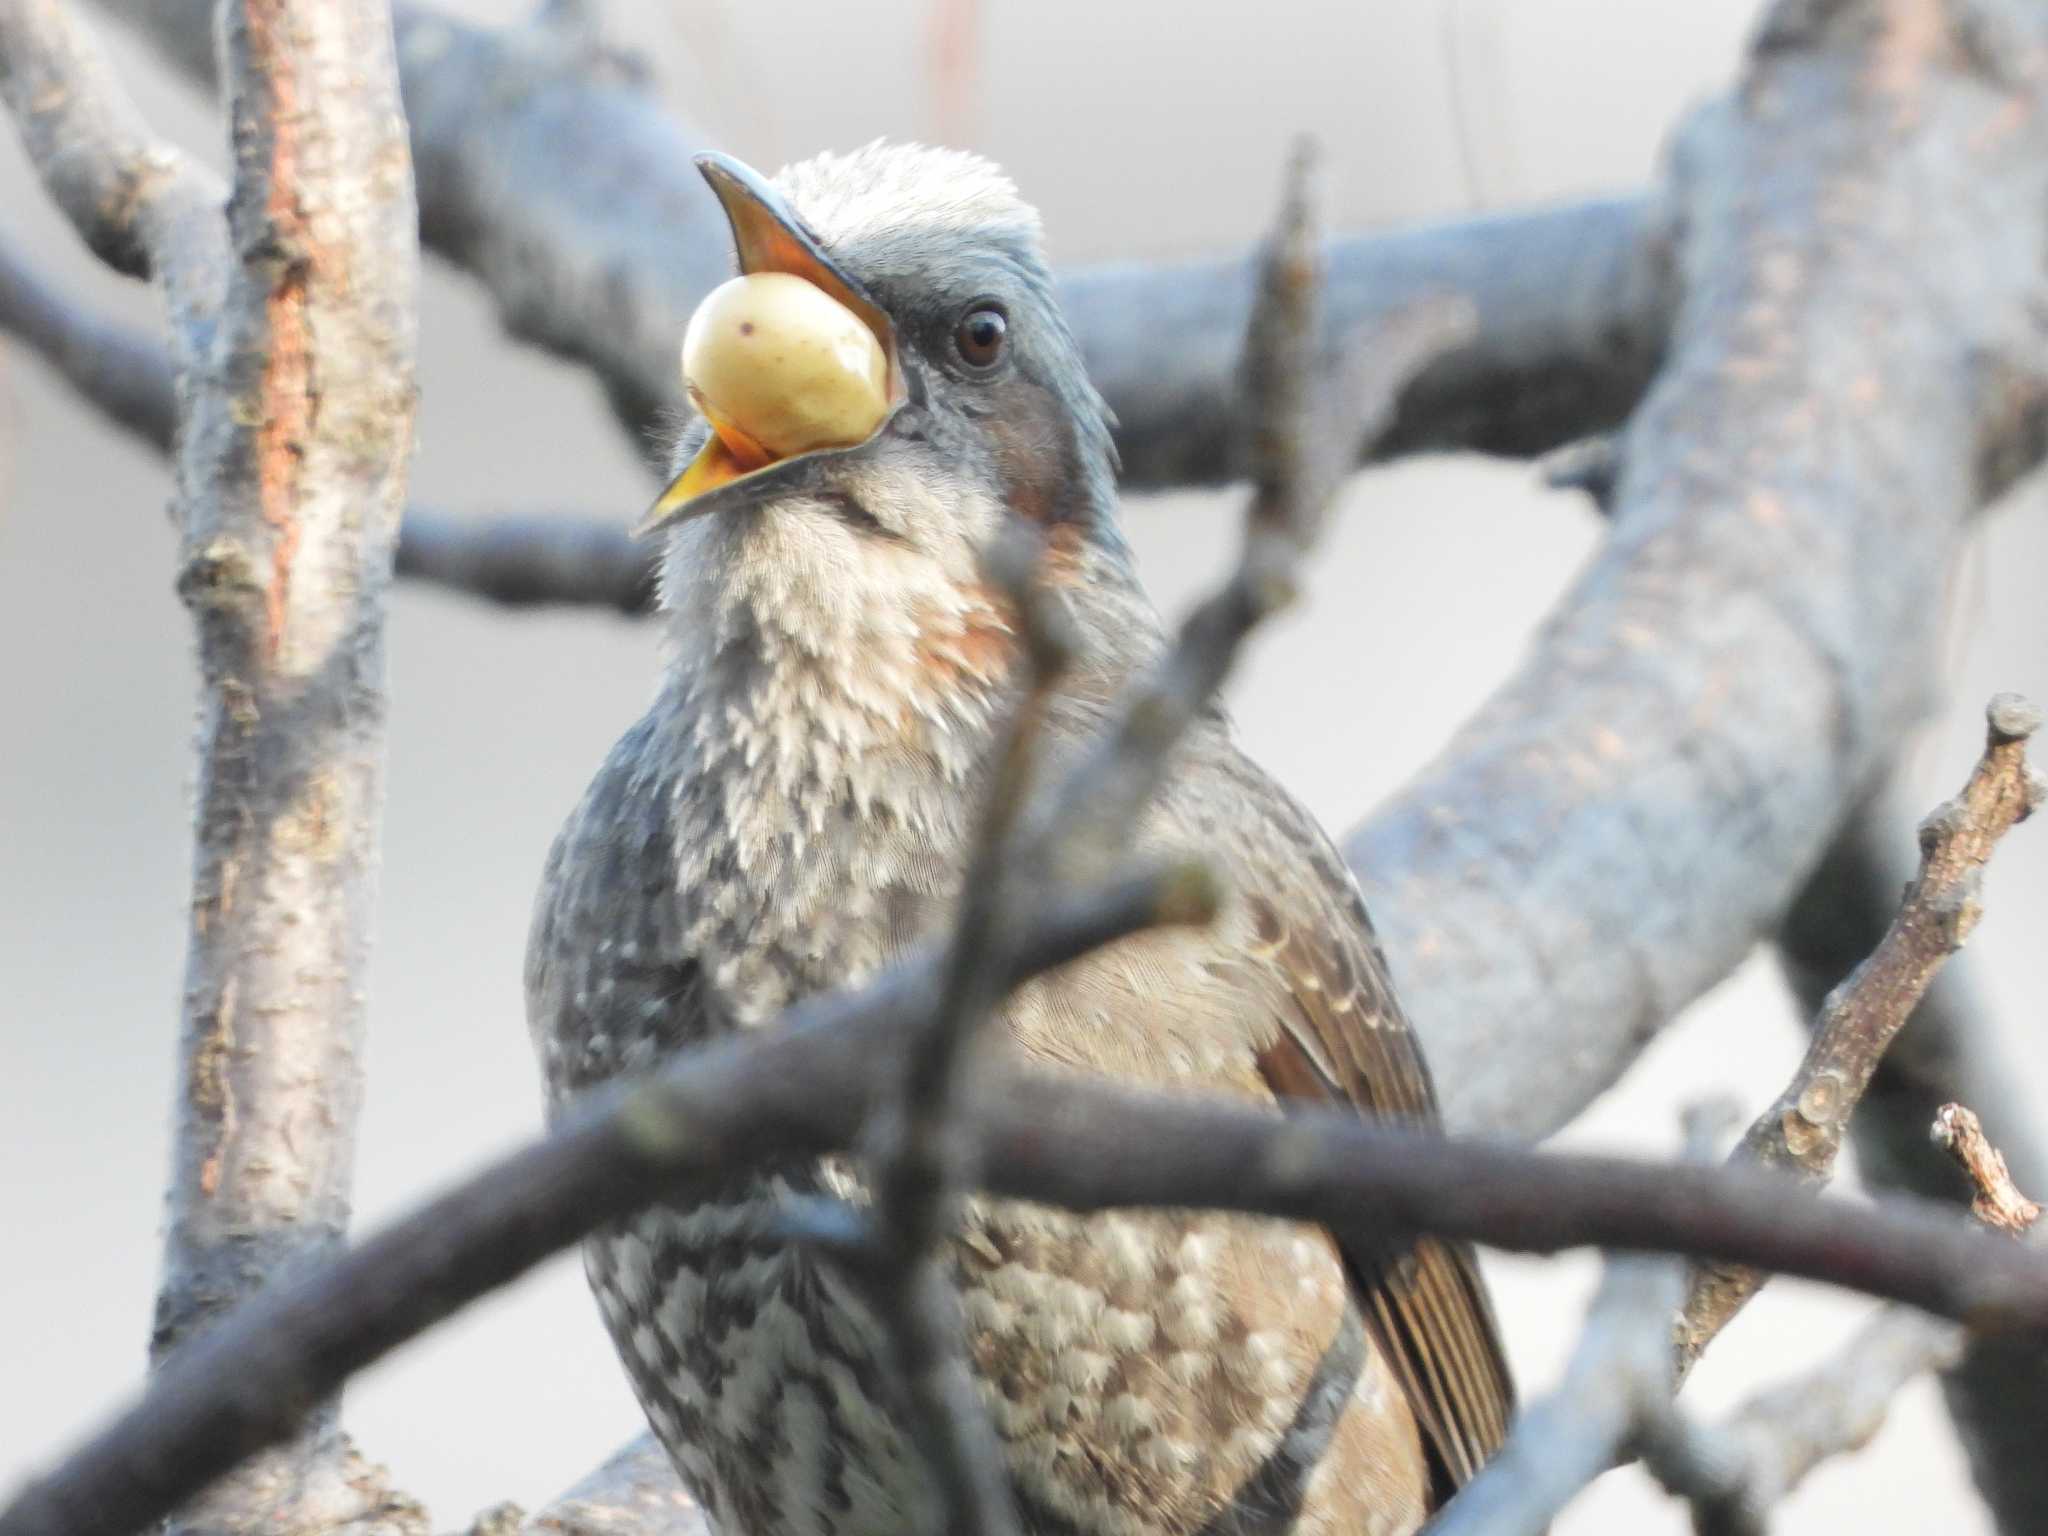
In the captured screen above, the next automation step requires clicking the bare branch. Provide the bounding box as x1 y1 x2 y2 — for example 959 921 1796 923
1433 1098 2047 1534
1429 1252 1685 1536
0 871 1200 1536
0 0 223 339
782 147 1461 1536
392 511 650 615
1777 793 2048 1531
4 0 425 1528
18 1017 2048 1536
95 0 1673 484
6 0 423 1528
1429 1103 1731 1536
0 230 655 614
1650 1108 2044 1531
838 535 1078 1536
1045 188 1476 858
1934 1103 2045 1236
1680 696 2045 1367
1359 0 2048 1142
0 233 175 444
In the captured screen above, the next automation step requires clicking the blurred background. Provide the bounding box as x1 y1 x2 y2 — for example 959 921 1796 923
2 1 2040 1529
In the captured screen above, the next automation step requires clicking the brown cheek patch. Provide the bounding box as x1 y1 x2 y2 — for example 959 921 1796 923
985 377 1085 531
983 377 1093 592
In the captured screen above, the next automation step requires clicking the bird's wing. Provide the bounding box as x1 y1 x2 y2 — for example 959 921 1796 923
525 710 714 1114
1193 743 1516 1500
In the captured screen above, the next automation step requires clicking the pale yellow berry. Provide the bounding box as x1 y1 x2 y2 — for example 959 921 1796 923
680 272 890 461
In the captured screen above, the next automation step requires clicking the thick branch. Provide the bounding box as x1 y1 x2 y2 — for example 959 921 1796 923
1680 696 2043 1366
92 0 2048 1161
1357 0 2048 1139
4 0 421 1529
96 0 1673 484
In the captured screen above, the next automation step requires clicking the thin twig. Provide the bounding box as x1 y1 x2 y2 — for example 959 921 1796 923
1042 143 1475 866
1435 1094 2046 1534
1654 1106 2045 1533
0 0 224 348
1776 785 2048 1523
0 229 656 614
1430 1102 1730 1536
849 533 1075 1536
1679 695 2046 1368
1430 1253 1685 1536
18 975 2048 1536
1932 1102 2044 1235
0 871 1202 1536
791 145 1470 1536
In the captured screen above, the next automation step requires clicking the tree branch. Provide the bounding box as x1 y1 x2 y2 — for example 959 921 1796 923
0 229 658 614
1933 1102 2044 1236
1680 695 2044 1366
0 0 222 339
1427 1101 1730 1536
1653 1105 2044 1532
82 0 2048 1161
1433 1099 2047 1534
0 233 175 444
92 0 1674 486
1780 792 2048 1533
4 0 424 1529
1358 0 2048 1141
17 987 2048 1536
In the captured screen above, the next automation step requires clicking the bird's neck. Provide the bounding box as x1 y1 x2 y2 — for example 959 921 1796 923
661 513 1017 783
650 518 1019 1021
650 510 1162 1022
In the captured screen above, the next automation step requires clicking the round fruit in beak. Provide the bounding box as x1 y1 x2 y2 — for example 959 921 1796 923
680 272 891 465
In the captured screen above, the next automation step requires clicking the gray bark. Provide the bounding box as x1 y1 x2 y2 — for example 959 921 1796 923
1355 0 2048 1141
93 0 1676 485
2 0 424 1526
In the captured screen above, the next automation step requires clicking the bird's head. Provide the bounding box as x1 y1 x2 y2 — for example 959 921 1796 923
646 143 1131 657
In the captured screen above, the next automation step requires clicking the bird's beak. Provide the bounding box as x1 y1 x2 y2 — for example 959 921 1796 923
637 153 904 536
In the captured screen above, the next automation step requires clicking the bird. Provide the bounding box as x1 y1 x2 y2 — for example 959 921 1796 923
526 142 1514 1536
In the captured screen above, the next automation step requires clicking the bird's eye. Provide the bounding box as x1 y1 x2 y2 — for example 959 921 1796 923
953 305 1008 370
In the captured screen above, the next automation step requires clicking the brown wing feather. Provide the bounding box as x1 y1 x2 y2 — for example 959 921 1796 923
1218 755 1515 1503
